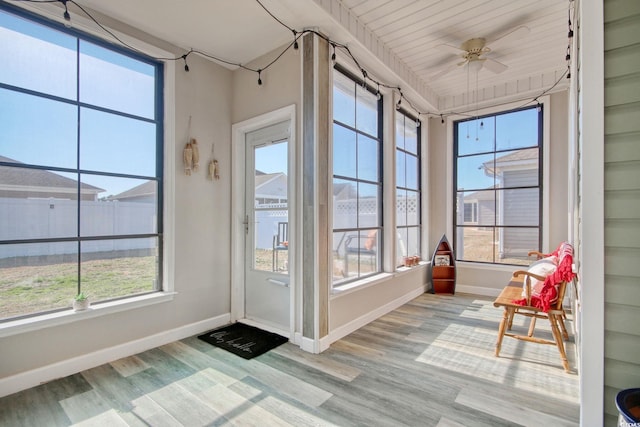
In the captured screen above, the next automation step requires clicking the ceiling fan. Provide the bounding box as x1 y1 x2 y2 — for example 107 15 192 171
429 26 530 81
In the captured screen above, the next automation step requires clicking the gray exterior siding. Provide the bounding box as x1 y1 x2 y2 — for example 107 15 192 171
603 0 640 424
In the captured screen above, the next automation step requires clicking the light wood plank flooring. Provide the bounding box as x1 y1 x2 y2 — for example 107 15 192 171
0 293 580 426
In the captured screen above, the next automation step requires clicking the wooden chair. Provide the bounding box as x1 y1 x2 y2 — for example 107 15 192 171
493 275 572 372
272 222 288 271
493 243 576 372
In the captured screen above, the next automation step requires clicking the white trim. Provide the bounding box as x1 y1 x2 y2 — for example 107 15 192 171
231 105 297 340
577 0 605 424
0 313 230 398
0 292 175 339
324 285 426 350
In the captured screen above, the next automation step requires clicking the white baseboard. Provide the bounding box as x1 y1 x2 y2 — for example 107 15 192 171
0 313 230 398
323 285 427 350
455 283 501 297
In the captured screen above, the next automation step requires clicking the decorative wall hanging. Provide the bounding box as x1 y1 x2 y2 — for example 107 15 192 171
182 116 200 176
208 143 220 180
183 140 193 175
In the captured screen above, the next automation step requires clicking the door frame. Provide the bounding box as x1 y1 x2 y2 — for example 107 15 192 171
231 104 298 342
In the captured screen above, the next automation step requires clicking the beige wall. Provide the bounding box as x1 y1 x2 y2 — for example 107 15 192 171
427 91 570 294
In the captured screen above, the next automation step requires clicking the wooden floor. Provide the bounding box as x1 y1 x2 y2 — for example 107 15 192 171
0 293 580 426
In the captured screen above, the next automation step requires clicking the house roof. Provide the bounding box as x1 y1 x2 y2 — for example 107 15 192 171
255 172 284 189
0 156 104 193
108 180 156 201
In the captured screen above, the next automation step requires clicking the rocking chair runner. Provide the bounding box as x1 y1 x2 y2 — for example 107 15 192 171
493 242 576 372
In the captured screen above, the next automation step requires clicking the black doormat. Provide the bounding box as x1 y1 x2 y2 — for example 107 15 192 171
198 323 288 360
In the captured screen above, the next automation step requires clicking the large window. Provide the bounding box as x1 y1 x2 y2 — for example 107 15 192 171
395 111 421 267
332 67 382 286
0 5 163 320
454 106 542 265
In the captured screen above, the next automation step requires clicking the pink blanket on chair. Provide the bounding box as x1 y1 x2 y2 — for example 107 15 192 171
513 242 576 312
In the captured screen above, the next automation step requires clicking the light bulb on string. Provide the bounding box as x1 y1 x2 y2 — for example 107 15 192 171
292 30 299 50
182 53 190 72
59 0 71 24
331 43 336 62
257 69 263 86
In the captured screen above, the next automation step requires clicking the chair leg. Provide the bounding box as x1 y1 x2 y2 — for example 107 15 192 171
495 308 512 357
528 317 537 337
507 309 515 330
549 314 570 372
558 313 569 340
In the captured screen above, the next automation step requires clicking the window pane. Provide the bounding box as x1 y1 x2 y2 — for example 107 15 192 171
497 148 539 188
457 153 494 191
396 227 408 265
405 119 418 154
357 229 379 276
358 182 379 228
333 72 355 127
496 108 539 151
500 188 539 226
457 117 495 156
406 154 418 190
80 108 156 176
496 227 538 265
458 190 495 226
395 115 405 150
80 41 156 119
356 85 377 136
0 89 78 169
396 189 407 226
405 226 420 259
333 178 357 229
357 134 379 182
333 124 356 179
406 190 419 226
0 167 79 240
0 10 77 99
0 242 78 320
396 151 406 188
456 226 495 263
80 237 158 301
80 176 157 237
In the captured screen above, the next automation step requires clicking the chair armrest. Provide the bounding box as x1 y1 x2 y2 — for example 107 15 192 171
528 250 546 259
513 270 546 282
513 270 546 304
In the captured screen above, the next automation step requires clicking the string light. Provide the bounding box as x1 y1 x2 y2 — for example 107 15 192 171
181 53 190 72
9 0 571 115
60 0 70 22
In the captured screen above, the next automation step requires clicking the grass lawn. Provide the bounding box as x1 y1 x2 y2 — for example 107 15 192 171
0 256 156 320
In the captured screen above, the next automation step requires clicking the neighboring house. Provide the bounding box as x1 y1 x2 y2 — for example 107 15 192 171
255 171 287 204
106 180 157 203
0 156 104 201
463 149 539 259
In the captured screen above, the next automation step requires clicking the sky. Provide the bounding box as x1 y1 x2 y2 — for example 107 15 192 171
1 9 157 197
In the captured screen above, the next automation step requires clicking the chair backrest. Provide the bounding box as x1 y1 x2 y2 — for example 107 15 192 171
276 222 288 245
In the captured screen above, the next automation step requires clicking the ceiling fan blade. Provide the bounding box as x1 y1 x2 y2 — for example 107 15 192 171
487 25 530 49
484 58 508 74
429 60 464 81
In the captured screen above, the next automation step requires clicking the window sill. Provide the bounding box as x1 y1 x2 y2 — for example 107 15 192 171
0 292 176 339
331 263 427 298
